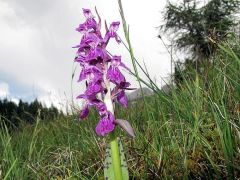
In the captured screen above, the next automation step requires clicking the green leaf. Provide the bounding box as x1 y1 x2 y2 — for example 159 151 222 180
104 138 129 180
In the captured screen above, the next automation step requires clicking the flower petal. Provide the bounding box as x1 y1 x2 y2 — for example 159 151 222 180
83 8 93 19
79 105 89 119
107 66 125 84
95 112 115 136
114 119 135 138
117 91 128 108
85 81 102 96
104 22 121 44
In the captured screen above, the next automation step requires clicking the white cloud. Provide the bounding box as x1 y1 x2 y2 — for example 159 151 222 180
10 97 19 105
0 82 20 104
0 82 10 98
0 0 173 106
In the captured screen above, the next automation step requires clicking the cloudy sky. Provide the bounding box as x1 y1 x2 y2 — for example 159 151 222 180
0 0 173 109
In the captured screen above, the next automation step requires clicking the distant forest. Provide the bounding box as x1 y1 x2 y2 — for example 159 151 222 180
0 99 63 130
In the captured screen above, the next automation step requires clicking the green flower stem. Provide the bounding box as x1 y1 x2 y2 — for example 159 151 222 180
110 132 123 180
103 66 123 180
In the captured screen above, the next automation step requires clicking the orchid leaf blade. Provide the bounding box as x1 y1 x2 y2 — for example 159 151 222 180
104 138 129 180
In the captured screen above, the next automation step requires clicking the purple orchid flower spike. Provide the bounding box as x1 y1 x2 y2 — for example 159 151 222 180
74 8 134 137
73 8 135 180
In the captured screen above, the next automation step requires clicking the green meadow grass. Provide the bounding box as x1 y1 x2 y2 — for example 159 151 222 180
0 36 240 179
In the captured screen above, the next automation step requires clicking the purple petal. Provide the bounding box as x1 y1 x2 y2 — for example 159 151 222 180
114 119 135 138
79 105 89 119
78 64 102 82
95 112 115 136
109 22 120 36
107 66 125 84
95 102 107 116
117 91 128 108
109 22 121 43
79 9 98 33
111 56 129 71
78 69 87 82
76 94 87 99
81 33 101 49
119 81 131 89
83 8 93 19
87 47 110 63
103 22 121 44
85 81 102 96
76 23 87 33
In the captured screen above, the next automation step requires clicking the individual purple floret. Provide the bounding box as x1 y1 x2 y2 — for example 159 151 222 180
107 55 129 85
95 112 115 136
76 94 96 119
104 22 121 44
74 8 134 137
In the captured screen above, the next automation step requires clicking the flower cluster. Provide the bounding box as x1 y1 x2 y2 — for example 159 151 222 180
74 8 131 136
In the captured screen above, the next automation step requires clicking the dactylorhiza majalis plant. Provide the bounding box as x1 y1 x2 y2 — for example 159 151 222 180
73 8 135 179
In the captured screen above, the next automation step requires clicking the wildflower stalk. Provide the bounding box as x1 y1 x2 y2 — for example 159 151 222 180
104 72 123 180
109 133 123 180
74 8 134 180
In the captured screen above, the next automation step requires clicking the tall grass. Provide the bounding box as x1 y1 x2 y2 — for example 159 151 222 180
1 7 240 177
0 37 239 179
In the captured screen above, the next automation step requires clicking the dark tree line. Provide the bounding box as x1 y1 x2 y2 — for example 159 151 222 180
0 98 63 130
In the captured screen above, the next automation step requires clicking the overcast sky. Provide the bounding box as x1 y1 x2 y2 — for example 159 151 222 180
0 0 173 109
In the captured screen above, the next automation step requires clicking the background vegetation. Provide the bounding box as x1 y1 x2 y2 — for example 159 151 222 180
0 0 240 179
0 99 63 131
